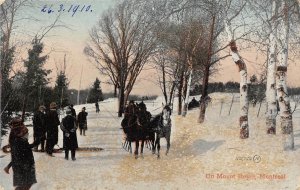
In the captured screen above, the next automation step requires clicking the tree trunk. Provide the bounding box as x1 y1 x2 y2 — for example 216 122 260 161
276 1 294 150
266 0 278 134
198 65 210 123
118 86 125 117
224 20 249 139
198 15 215 123
182 69 193 117
114 85 117 97
0 39 2 148
177 70 184 115
169 81 176 107
21 96 28 121
162 64 168 105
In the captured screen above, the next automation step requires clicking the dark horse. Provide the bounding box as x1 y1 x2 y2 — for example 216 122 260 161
121 101 155 159
150 105 172 159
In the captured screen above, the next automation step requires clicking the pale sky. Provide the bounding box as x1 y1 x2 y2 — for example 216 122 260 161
2 0 300 96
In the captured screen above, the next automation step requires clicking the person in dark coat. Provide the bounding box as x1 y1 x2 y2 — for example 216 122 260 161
95 102 100 113
32 105 46 152
4 117 38 190
69 104 76 118
137 101 152 140
122 100 138 141
77 107 88 136
60 107 78 161
45 102 60 156
124 100 137 118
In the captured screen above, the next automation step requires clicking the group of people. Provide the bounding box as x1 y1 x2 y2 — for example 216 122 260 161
122 100 152 142
3 103 89 190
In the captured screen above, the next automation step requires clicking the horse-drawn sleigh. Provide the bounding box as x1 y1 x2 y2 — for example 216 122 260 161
121 101 172 159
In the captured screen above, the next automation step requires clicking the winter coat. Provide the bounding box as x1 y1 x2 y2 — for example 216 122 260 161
60 115 78 150
46 109 60 144
33 111 46 138
77 111 88 129
10 137 37 187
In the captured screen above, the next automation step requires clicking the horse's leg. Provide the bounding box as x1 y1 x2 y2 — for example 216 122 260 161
151 133 156 154
134 140 139 159
129 141 132 154
156 137 161 159
125 140 129 152
166 131 171 155
140 140 144 158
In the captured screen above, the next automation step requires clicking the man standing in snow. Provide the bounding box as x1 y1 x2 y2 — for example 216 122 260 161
45 102 60 156
95 102 100 113
60 107 78 161
77 107 88 136
32 105 46 152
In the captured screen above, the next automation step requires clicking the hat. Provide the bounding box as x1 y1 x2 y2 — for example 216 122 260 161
50 102 57 109
11 125 28 138
39 105 46 111
9 117 23 128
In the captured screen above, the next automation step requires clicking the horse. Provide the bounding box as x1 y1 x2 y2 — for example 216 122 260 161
121 101 154 159
150 105 172 159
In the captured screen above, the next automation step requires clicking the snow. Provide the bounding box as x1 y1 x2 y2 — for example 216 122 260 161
1 93 300 190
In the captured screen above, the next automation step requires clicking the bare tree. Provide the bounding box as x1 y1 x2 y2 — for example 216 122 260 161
85 0 158 117
0 0 30 148
152 48 178 106
196 0 245 124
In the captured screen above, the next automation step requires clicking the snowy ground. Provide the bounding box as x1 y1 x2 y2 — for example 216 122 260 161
1 93 300 190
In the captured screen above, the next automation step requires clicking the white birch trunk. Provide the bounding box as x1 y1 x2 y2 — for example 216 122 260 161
266 0 278 134
276 1 294 150
182 68 193 117
0 29 2 148
224 20 249 139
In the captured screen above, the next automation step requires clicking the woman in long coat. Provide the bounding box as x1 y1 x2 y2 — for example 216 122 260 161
4 117 37 190
60 108 78 161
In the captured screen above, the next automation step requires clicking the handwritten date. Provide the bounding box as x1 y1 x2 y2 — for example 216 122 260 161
41 4 93 17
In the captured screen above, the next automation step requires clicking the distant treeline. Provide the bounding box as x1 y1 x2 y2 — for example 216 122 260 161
67 89 158 105
190 81 240 95
190 81 300 96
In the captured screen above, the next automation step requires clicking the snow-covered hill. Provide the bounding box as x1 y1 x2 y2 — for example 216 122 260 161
0 93 299 190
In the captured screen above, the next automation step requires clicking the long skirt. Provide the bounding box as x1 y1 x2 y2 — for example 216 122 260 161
13 164 37 187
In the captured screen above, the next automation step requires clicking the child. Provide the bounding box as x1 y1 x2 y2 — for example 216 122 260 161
4 117 37 190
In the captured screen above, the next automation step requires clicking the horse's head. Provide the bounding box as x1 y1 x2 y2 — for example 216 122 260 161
162 105 171 116
162 105 171 127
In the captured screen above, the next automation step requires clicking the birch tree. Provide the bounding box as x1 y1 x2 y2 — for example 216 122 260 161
266 0 279 134
182 20 208 117
247 0 281 134
276 0 294 150
224 19 249 139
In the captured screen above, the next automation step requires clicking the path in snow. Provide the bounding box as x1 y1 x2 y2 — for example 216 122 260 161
1 96 300 190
